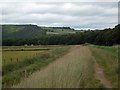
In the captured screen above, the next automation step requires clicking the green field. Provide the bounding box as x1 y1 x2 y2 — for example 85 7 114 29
46 29 76 35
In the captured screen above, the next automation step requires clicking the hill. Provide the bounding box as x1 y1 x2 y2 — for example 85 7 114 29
2 25 46 39
2 24 119 46
2 25 76 39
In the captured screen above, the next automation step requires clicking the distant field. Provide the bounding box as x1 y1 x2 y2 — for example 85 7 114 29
46 29 76 34
2 45 63 50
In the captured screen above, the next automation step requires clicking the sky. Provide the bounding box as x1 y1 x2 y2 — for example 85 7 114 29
0 0 119 30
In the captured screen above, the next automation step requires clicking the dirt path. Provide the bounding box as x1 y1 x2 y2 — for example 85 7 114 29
13 45 113 88
93 58 113 88
13 45 92 88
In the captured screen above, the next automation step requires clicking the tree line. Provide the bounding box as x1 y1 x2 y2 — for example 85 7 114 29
2 24 120 46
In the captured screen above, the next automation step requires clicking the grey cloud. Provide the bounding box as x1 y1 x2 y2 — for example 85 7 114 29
0 2 118 29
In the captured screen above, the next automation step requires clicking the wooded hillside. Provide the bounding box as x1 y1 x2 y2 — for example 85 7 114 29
2 24 120 46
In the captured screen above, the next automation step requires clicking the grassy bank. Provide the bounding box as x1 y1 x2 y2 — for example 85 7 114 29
89 45 118 88
2 45 71 88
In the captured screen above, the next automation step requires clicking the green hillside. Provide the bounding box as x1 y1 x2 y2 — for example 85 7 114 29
2 25 46 39
43 27 76 34
2 25 76 39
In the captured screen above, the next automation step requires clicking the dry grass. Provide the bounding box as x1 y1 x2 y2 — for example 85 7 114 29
2 50 46 65
2 45 60 65
13 46 96 88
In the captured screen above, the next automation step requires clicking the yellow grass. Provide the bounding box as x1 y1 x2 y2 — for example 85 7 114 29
2 50 46 65
2 45 60 65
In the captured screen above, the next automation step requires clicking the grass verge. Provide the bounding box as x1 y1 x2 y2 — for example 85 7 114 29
89 45 118 88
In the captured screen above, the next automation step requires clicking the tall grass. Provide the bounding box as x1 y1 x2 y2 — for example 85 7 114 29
13 46 103 88
3 46 70 88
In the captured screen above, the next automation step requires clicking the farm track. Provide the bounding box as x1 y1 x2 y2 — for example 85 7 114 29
13 45 84 88
13 45 113 88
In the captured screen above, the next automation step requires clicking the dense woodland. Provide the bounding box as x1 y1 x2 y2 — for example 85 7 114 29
2 24 120 46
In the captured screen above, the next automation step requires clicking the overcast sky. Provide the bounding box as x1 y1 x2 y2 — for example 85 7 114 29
0 0 118 30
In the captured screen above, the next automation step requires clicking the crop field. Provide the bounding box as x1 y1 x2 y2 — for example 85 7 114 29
3 51 45 65
2 45 63 65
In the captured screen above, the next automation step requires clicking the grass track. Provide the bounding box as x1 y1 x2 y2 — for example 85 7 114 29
13 45 103 88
